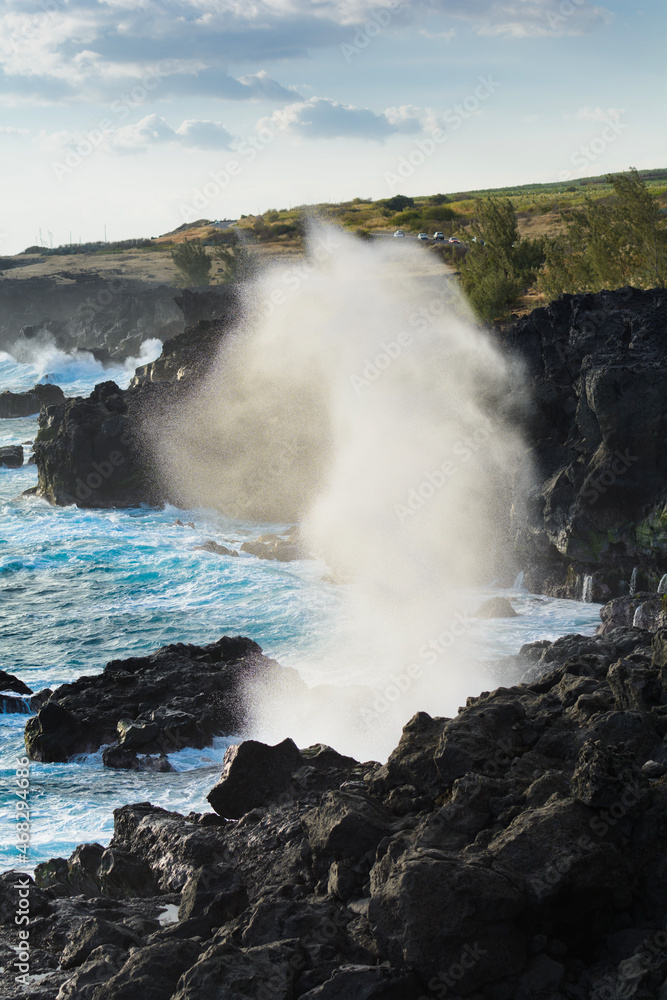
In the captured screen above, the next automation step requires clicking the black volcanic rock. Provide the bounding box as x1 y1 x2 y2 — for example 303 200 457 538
598 591 667 634
207 739 359 819
0 274 185 359
11 618 667 1000
0 444 23 467
0 382 64 418
472 596 518 617
32 380 151 507
24 635 306 764
501 286 667 600
0 670 32 696
33 290 238 509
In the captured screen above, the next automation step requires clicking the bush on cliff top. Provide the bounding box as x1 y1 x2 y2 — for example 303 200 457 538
170 238 212 287
539 168 667 297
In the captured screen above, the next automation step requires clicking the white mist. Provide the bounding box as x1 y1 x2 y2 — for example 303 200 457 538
151 226 530 760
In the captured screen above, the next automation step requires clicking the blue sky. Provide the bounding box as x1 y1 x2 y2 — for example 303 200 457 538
0 0 664 252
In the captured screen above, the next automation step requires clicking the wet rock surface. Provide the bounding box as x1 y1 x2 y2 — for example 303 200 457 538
502 286 667 600
7 621 667 999
0 274 186 359
24 636 305 764
471 596 518 618
0 383 64 419
598 591 667 635
32 288 238 509
0 444 24 468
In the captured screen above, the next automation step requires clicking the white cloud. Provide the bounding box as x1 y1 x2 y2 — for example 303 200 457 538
258 98 442 142
0 124 29 134
574 105 625 122
0 0 613 105
432 0 612 37
418 27 456 40
174 118 235 150
40 113 234 154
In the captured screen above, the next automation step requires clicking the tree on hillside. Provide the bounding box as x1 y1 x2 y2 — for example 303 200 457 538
539 168 667 298
170 239 212 286
383 194 415 212
459 198 521 320
213 245 253 283
459 198 547 321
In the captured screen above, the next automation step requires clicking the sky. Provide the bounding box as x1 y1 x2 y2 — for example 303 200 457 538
0 0 664 252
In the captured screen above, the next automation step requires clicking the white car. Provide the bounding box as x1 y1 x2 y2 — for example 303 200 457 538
417 233 429 241
433 232 445 241
393 230 405 237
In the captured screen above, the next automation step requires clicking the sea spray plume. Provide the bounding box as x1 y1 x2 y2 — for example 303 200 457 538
149 224 532 759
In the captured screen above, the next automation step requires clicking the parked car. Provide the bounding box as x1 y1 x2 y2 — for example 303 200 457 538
393 230 405 237
433 232 445 241
417 233 429 241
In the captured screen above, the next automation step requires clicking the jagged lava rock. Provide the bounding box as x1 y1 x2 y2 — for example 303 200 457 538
0 444 23 468
0 382 64 418
16 621 667 1000
598 591 667 634
33 288 238 509
501 287 667 600
24 635 305 764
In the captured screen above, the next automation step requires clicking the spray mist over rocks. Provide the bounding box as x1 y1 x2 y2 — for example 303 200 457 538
151 225 532 759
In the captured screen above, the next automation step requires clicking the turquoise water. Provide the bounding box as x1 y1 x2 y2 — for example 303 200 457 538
0 345 603 872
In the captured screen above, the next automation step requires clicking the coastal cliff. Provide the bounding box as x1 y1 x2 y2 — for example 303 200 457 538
503 286 667 600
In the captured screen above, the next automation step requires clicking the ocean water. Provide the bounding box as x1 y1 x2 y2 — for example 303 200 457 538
0 345 603 872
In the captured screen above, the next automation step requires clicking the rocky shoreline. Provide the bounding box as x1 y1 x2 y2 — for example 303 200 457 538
21 285 666 600
2 602 667 999
30 290 237 507
0 274 210 361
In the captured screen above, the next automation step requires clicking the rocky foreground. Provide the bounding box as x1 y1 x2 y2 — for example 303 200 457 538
2 611 667 1000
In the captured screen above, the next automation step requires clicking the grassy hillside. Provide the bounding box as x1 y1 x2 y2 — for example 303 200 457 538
230 167 667 246
15 167 667 319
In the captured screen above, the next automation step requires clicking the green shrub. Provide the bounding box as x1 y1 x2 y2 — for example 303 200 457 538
423 206 456 221
213 245 253 283
538 168 667 298
383 194 415 212
459 197 536 320
170 239 212 286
